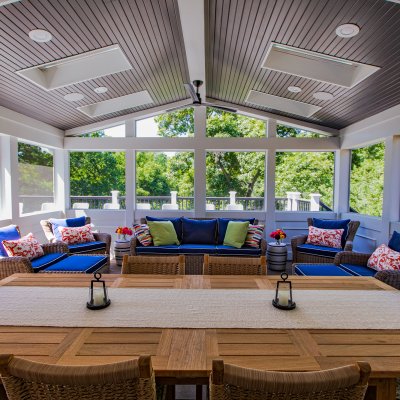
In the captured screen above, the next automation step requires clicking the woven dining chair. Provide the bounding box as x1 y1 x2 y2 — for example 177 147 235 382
203 255 267 275
0 354 156 400
210 359 371 400
122 255 185 275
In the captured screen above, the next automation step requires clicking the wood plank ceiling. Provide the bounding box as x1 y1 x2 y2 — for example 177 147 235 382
0 0 400 131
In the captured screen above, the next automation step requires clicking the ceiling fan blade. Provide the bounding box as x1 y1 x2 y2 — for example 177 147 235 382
203 102 237 113
184 83 199 102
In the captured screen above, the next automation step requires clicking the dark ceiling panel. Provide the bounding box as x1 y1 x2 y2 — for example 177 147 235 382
0 0 190 130
206 0 400 129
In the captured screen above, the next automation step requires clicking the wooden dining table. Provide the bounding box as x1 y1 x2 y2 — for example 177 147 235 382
0 273 398 400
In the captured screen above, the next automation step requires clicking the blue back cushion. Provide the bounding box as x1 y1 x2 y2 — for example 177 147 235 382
388 231 400 252
182 218 217 245
50 216 86 241
66 216 86 227
217 218 255 244
0 225 20 257
312 218 350 248
146 216 183 240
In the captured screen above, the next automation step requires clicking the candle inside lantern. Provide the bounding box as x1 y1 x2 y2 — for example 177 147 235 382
92 288 104 306
279 289 289 306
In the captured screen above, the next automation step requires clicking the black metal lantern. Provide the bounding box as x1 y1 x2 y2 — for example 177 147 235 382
272 272 296 310
87 272 111 310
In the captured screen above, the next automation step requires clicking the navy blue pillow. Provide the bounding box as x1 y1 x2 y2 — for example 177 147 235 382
388 231 400 252
146 216 183 240
312 218 351 248
217 218 255 244
181 218 217 245
66 216 86 227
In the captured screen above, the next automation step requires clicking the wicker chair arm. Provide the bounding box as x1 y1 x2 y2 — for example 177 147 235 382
375 270 400 290
291 234 308 247
130 237 139 256
343 240 354 251
260 238 267 255
333 251 371 266
42 242 69 254
0 257 34 278
93 232 111 254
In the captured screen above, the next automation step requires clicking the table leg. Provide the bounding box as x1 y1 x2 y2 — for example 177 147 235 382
367 378 397 400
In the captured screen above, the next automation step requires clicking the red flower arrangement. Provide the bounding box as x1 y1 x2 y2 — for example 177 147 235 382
269 228 287 244
115 226 133 239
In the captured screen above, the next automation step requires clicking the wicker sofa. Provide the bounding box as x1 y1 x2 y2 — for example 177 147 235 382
130 217 267 274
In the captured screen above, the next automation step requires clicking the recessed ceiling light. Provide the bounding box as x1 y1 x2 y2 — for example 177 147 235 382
335 24 360 38
64 93 84 102
94 86 108 94
29 29 52 43
288 86 302 93
313 91 334 101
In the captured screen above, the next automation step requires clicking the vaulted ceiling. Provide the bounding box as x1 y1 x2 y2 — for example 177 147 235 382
1 0 400 131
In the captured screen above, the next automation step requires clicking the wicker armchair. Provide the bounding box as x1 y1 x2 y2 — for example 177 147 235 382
0 354 156 400
291 218 360 264
210 359 370 400
203 255 267 275
122 255 185 275
40 217 111 257
0 242 68 281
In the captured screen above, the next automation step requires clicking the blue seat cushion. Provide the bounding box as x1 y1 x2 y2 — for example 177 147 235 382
31 253 68 272
0 225 20 257
295 264 352 276
68 241 106 254
297 243 342 258
217 218 255 244
388 231 400 252
339 263 376 277
146 216 183 240
44 255 107 273
312 218 350 248
178 244 217 254
136 245 180 255
181 218 217 245
216 245 261 256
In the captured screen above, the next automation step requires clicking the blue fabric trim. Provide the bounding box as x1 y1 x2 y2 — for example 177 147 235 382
31 253 68 272
217 218 255 244
388 231 400 252
0 225 20 257
297 244 342 258
136 245 181 255
339 263 376 277
66 216 86 227
216 245 261 256
295 264 352 276
181 218 217 245
68 241 106 254
178 244 217 254
44 255 107 273
312 218 350 248
146 216 183 240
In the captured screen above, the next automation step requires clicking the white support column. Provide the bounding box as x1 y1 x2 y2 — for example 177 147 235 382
0 136 13 219
380 136 400 243
265 149 276 233
194 107 206 217
309 193 321 211
267 118 277 138
333 149 351 216
125 119 135 137
63 150 71 210
126 150 135 225
54 149 66 213
8 137 19 219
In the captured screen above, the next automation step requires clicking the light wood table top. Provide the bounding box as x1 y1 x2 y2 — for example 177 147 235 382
0 274 398 399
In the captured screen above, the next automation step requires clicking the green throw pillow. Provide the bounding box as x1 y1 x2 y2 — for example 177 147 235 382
223 221 250 248
147 221 179 246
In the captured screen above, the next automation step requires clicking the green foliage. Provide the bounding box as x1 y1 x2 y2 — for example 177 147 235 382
350 143 384 217
18 142 53 166
154 108 194 137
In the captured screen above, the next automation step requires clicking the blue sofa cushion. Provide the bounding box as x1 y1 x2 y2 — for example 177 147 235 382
30 253 68 272
339 263 376 277
297 243 342 258
136 245 180 255
146 216 183 240
388 231 400 252
66 216 86 227
295 263 352 276
0 225 20 257
181 218 217 245
217 218 255 244
216 245 261 256
178 244 217 254
44 255 107 273
312 218 351 248
49 217 86 241
68 241 106 254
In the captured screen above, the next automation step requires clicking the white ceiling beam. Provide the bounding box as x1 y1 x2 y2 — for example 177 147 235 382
177 0 206 99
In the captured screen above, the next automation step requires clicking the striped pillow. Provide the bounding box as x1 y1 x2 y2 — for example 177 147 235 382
245 225 264 248
133 224 153 246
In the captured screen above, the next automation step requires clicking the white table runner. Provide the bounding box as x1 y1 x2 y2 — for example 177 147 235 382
0 287 399 329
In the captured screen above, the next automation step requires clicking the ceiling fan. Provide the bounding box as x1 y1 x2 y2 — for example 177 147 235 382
166 80 237 113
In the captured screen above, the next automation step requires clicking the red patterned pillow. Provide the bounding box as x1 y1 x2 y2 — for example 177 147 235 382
2 233 44 259
245 225 264 248
58 224 95 244
133 224 153 246
367 244 400 271
306 226 344 248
